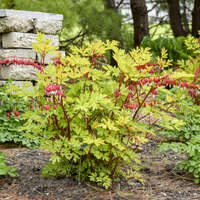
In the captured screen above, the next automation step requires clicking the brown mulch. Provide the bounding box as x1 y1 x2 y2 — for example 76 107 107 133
0 142 200 200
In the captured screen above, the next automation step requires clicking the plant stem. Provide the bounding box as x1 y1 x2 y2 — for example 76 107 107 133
132 86 153 120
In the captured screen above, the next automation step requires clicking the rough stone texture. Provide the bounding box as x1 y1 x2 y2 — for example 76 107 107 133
0 10 63 82
2 32 59 48
0 17 62 34
33 19 62 35
0 9 63 21
0 17 33 33
0 49 36 60
37 51 65 64
0 64 39 80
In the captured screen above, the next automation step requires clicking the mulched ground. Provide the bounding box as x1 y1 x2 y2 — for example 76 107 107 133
0 141 200 200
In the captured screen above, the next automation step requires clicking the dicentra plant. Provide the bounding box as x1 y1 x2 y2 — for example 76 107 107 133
8 33 196 188
0 81 39 148
158 33 200 183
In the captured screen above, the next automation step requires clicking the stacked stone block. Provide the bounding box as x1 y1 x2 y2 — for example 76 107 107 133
0 9 64 86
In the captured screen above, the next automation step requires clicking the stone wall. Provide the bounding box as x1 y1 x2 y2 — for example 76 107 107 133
0 9 64 87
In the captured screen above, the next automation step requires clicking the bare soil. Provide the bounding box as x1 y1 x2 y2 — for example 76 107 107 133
0 141 200 200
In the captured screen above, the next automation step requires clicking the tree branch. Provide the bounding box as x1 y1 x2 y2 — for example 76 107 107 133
116 0 124 9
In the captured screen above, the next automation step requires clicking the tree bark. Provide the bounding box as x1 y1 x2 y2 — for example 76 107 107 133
104 0 121 66
167 0 186 37
130 0 149 47
192 0 200 37
182 0 190 35
105 0 117 11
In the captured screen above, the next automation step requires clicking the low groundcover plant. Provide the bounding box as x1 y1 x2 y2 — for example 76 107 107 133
157 33 200 184
0 152 18 177
0 81 39 149
7 33 198 188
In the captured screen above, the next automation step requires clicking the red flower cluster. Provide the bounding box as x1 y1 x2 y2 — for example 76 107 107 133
140 76 199 90
188 90 198 99
140 76 200 105
123 103 138 110
45 83 60 93
128 84 134 90
114 90 121 98
44 105 50 111
91 54 107 65
53 104 57 110
151 89 157 95
44 83 64 97
127 93 134 98
144 100 158 107
124 74 200 109
6 112 11 119
39 104 43 111
136 64 146 71
0 58 43 71
7 109 20 118
136 63 158 72
98 54 107 63
52 57 62 65
38 104 57 112
149 69 155 74
123 100 158 110
13 109 20 117
194 66 200 83
136 63 157 71
92 58 97 64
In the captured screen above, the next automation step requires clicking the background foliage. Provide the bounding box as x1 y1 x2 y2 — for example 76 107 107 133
141 36 193 65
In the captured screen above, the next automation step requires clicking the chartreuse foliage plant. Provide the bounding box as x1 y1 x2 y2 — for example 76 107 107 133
158 33 200 183
177 31 200 103
0 152 18 177
0 81 39 149
8 33 195 189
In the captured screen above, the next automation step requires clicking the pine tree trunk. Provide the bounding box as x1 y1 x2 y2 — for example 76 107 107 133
182 0 190 35
192 0 200 37
167 0 186 37
130 0 149 47
104 0 121 66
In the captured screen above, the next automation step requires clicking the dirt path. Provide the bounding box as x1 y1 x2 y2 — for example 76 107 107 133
0 142 200 200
